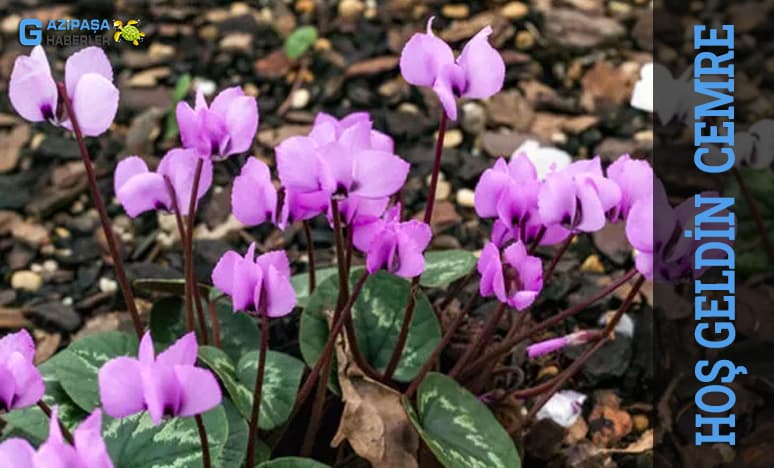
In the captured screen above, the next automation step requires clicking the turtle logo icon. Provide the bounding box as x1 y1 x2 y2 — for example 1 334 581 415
113 19 145 46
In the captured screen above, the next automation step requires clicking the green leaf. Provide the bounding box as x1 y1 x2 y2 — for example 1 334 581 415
403 373 520 468
198 346 253 420
150 296 260 362
104 405 228 468
300 270 442 383
236 350 305 430
257 458 330 468
723 168 774 274
216 400 250 468
284 26 318 59
291 267 338 308
420 250 477 288
164 73 192 140
2 353 87 444
54 331 138 412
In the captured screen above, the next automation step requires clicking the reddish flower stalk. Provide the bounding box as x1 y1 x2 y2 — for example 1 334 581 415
733 168 774 259
37 400 73 444
185 158 209 345
194 414 211 468
405 289 478 398
56 82 142 339
206 298 222 349
164 177 195 334
543 234 575 280
525 274 645 421
459 268 638 379
245 303 269 467
298 270 369 456
383 111 448 383
302 220 316 293
448 302 508 379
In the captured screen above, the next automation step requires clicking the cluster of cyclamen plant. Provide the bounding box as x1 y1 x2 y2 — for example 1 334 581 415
2 19 664 468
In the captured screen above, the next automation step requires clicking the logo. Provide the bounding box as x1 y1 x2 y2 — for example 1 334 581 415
113 19 145 46
19 18 42 46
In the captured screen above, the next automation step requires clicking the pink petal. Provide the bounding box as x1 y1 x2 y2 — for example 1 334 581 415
0 366 15 410
157 148 213 216
157 332 198 367
351 150 410 198
263 265 297 318
509 290 538 311
399 17 455 87
71 73 119 137
5 352 43 409
276 136 327 192
209 86 243 116
232 158 277 227
232 256 262 312
138 332 156 364
8 46 57 122
0 438 35 468
212 251 242 296
474 159 512 218
0 329 35 362
115 171 170 218
114 156 149 194
457 26 505 99
370 130 394 153
141 364 180 425
224 95 258 156
73 409 112 468
432 65 461 121
255 250 291 280
64 47 113 98
538 173 576 227
573 177 607 232
98 357 145 418
174 366 222 417
176 101 205 154
366 230 398 274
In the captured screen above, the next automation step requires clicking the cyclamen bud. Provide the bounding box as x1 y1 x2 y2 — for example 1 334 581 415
526 330 599 359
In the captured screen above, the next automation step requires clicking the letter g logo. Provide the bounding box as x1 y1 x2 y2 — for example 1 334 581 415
19 19 42 46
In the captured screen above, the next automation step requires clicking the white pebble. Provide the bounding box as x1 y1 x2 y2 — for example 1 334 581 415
456 188 475 208
99 277 118 293
11 270 43 292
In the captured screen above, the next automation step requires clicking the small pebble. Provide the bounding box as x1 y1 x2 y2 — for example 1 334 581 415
632 414 649 432
338 0 365 20
11 270 43 292
435 180 451 201
291 88 311 109
502 2 529 20
456 188 475 208
30 263 43 274
42 259 58 273
442 4 469 19
99 277 118 293
515 30 534 50
440 128 463 148
580 254 605 273
460 102 486 135
62 297 73 306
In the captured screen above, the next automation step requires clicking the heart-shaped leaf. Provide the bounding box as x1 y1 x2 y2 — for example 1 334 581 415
54 331 138 412
150 296 260 362
104 405 228 468
403 373 521 468
257 457 330 468
236 350 305 431
291 267 338 308
197 346 253 420
420 250 477 288
300 270 441 383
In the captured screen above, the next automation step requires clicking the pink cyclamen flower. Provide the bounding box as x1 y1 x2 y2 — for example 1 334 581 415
98 332 221 425
114 148 213 218
399 17 505 120
353 204 432 278
276 112 409 203
212 244 296 316
626 196 654 280
475 155 569 247
231 157 331 230
0 407 113 468
176 86 258 159
606 154 653 222
526 331 597 359
9 46 119 136
0 329 44 412
478 241 543 311
538 157 622 233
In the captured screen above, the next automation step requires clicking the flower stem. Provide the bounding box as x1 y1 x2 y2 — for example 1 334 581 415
303 220 316 293
185 158 208 345
423 112 448 224
298 270 369 456
543 234 575 280
245 304 269 467
206 297 222 348
448 302 507 379
526 274 645 421
459 268 638 378
405 290 478 398
164 178 195 334
194 415 211 468
382 277 420 382
37 400 73 444
56 82 142 339
733 168 774 259
330 199 349 312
